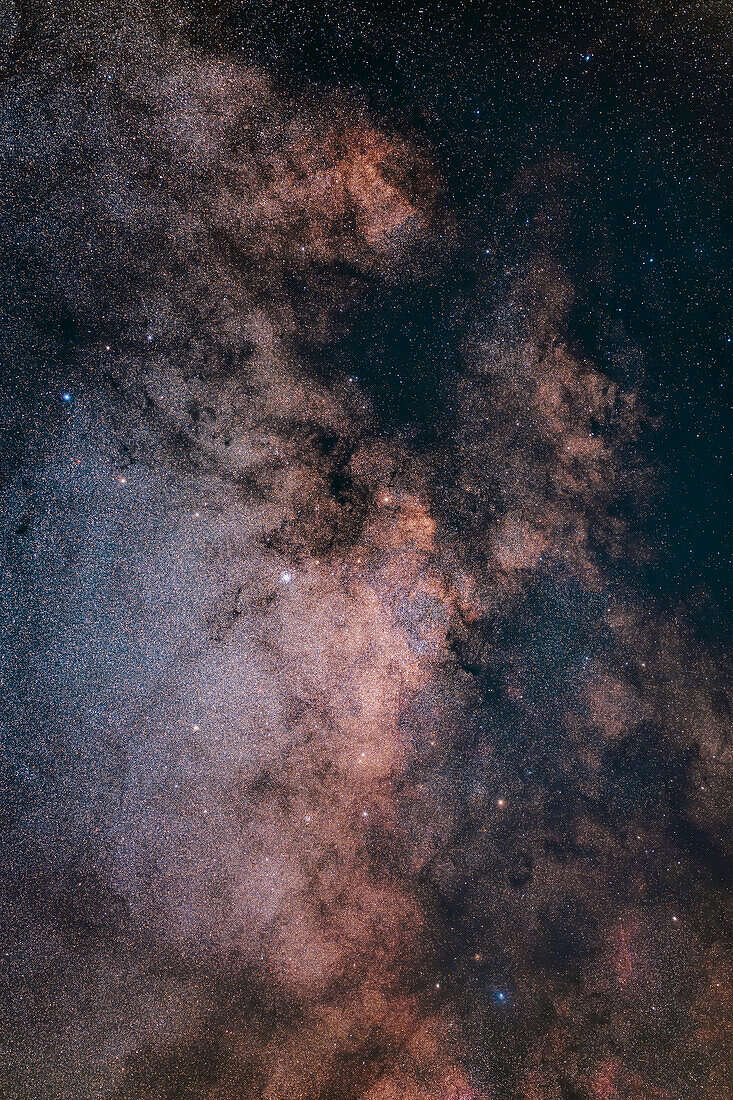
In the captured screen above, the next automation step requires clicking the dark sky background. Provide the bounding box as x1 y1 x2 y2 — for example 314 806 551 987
0 2 731 1099
194 0 732 634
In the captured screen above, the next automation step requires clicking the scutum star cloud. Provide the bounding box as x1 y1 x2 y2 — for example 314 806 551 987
0 4 730 1099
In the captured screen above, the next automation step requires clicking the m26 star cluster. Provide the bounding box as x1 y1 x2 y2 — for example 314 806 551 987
0 2 730 1099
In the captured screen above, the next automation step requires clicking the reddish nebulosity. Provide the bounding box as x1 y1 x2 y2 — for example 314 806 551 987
214 113 438 274
588 1061 675 1100
449 259 650 597
491 515 550 574
607 914 646 988
582 670 647 743
0 10 730 1100
321 126 423 245
589 1062 620 1100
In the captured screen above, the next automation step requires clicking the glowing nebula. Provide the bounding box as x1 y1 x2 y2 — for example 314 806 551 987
0 4 729 1099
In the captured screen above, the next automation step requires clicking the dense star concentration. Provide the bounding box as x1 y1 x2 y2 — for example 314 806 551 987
0 1 731 1097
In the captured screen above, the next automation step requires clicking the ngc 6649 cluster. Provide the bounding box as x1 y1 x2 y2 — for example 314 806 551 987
0 3 730 1099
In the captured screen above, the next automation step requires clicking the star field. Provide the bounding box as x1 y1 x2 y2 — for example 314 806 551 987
0 2 730 1099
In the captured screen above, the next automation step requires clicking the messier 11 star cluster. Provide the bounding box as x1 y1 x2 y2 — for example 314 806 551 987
0 1 730 1098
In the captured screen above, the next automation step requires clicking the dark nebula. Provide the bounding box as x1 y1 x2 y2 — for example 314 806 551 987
0 2 730 1098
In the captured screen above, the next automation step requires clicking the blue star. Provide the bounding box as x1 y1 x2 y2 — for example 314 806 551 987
61 392 72 403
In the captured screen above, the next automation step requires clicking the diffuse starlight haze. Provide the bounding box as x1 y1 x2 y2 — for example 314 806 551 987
0 2 730 1098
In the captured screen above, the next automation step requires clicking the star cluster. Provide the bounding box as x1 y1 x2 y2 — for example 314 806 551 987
0 3 730 1099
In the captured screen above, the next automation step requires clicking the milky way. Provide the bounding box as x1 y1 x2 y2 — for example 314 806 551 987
0 3 730 1098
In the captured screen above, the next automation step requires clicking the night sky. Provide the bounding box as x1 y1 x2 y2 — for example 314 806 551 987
1 2 731 1098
